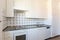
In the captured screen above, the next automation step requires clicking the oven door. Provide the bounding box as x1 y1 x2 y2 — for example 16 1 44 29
13 30 27 40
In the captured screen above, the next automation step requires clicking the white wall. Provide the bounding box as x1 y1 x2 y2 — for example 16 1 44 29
0 0 3 40
0 0 6 40
6 12 44 26
57 1 60 35
44 0 52 25
44 0 60 37
52 0 60 37
44 0 52 37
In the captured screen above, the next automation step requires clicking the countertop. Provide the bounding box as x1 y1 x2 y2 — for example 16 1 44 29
3 24 51 31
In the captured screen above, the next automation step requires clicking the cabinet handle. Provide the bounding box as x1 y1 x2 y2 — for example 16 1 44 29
46 27 50 29
0 21 1 22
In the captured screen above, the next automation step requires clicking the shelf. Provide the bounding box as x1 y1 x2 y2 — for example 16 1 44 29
14 8 27 13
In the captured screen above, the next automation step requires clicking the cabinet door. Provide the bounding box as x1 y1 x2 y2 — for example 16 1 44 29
6 0 14 17
27 28 46 40
27 29 39 40
40 0 48 18
25 0 42 18
14 0 31 10
25 0 48 18
44 27 51 39
4 31 13 40
46 28 51 38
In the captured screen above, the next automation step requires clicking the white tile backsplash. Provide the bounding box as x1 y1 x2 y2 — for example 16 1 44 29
6 12 44 26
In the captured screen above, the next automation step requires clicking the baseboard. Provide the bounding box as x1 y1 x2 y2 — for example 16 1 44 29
45 35 60 40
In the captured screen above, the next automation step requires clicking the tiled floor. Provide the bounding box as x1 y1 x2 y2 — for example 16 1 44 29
48 37 60 40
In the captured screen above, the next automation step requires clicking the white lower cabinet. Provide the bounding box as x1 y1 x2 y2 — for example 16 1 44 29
27 27 47 40
4 31 14 40
4 27 51 40
45 27 51 39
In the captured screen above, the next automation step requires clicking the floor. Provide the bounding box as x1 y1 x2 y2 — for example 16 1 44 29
48 37 60 40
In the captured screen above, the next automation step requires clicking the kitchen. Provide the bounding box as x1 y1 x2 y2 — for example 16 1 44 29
0 0 60 40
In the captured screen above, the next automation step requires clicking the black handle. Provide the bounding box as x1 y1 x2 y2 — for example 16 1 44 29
0 21 1 22
46 27 50 29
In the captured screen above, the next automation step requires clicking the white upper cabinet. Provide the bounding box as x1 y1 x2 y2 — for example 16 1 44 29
25 0 48 18
6 0 48 18
6 0 32 17
14 0 31 10
6 0 14 17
